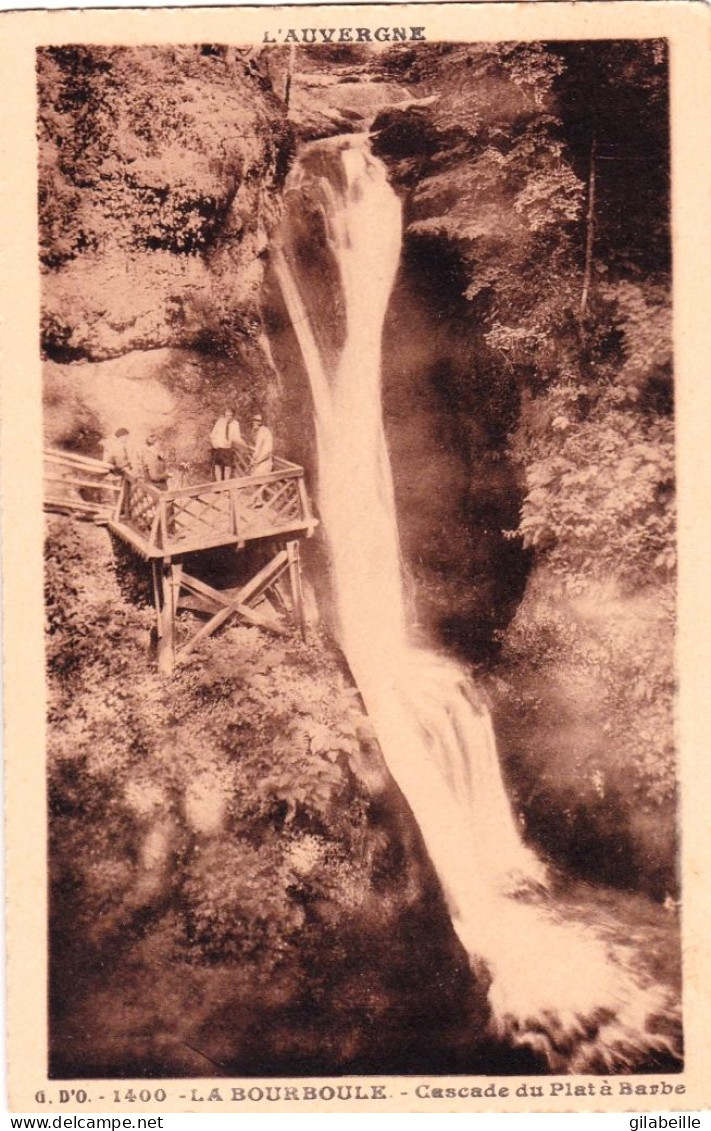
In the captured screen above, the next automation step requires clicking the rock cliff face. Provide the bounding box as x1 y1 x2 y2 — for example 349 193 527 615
39 45 293 456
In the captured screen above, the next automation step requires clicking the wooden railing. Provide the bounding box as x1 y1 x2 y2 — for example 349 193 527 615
44 447 122 521
111 456 317 557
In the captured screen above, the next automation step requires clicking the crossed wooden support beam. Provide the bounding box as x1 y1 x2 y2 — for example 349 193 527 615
151 540 305 674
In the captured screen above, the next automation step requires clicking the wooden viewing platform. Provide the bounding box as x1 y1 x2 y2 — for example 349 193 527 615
45 445 318 674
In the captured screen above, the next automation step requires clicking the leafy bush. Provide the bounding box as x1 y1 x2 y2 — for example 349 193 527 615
45 517 413 969
498 576 676 809
509 384 675 589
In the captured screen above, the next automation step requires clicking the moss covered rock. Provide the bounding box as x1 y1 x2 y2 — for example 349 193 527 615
39 45 294 449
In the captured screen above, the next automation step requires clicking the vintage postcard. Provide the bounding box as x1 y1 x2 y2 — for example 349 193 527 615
1 0 710 1115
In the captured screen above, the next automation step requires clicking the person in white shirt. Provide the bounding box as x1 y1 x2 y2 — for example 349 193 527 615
210 409 243 481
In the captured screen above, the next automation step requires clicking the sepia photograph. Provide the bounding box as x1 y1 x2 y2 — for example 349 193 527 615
2 0 711 1115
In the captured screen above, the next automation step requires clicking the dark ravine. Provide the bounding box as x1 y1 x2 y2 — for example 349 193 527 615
368 42 676 899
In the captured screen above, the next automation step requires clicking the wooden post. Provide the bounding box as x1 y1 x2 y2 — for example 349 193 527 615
113 475 127 523
297 475 316 537
170 562 183 637
157 561 173 674
286 539 306 642
151 560 163 640
149 507 161 553
157 559 183 675
229 483 242 547
159 494 170 555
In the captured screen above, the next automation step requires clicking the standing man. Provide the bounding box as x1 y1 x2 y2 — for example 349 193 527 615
250 412 274 476
210 408 242 481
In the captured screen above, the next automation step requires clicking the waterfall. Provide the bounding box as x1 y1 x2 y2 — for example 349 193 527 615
274 134 678 1071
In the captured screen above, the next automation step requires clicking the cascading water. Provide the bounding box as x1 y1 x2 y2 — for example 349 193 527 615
274 133 679 1071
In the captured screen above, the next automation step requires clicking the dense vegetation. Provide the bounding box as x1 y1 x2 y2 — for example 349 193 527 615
47 518 487 1076
38 45 293 359
374 42 672 582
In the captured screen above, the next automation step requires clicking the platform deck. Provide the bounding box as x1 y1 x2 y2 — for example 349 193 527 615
107 457 317 560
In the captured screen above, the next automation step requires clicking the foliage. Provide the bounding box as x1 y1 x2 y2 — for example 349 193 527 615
181 837 308 961
37 46 294 362
509 384 675 588
45 519 154 679
37 46 288 266
377 40 674 594
497 577 676 809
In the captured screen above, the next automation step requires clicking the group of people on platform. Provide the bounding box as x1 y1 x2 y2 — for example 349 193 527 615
100 409 274 489
209 408 273 481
